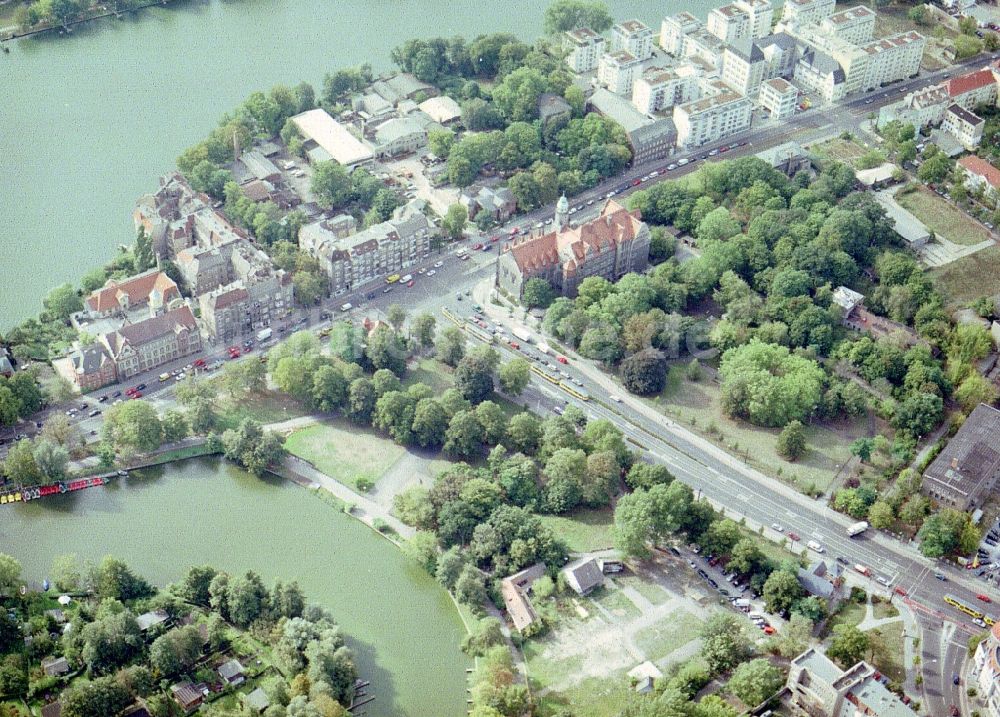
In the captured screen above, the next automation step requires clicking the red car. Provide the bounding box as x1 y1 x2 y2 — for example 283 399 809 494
193 358 207 368
763 625 775 635
787 532 800 542
978 594 992 603
407 280 415 287
130 391 143 399
472 243 484 250
228 347 241 359
893 586 908 597
510 342 520 350
510 227 521 236
490 235 500 243
631 178 641 186
557 356 568 364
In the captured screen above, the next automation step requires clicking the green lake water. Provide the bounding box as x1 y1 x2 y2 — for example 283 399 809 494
0 458 470 717
0 0 703 327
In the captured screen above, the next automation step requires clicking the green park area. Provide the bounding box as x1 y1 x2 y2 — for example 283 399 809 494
283 421 406 491
897 186 992 246
645 366 864 497
808 137 870 169
539 508 615 552
932 245 1000 304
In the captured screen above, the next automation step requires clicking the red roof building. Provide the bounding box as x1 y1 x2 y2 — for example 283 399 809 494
945 67 999 112
959 155 1000 196
84 269 180 317
498 198 651 299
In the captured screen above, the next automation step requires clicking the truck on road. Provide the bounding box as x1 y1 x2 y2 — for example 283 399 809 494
847 521 869 537
854 564 872 577
512 327 533 344
340 303 353 312
537 342 551 355
256 328 272 342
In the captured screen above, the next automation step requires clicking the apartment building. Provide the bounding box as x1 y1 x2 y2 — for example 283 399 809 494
780 0 835 27
498 199 650 299
53 343 119 393
722 38 768 96
861 32 925 91
737 0 774 39
199 284 251 341
942 104 985 149
589 88 678 163
947 67 1000 111
820 5 876 44
598 50 642 96
632 66 700 113
787 648 916 717
759 77 799 118
659 11 702 56
302 210 431 294
565 27 606 73
176 241 237 296
757 32 799 79
974 622 1000 717
82 269 180 319
229 243 294 327
879 65 1000 129
684 29 727 72
707 4 751 43
611 19 654 61
673 83 753 147
794 47 847 103
98 306 203 380
959 155 1000 202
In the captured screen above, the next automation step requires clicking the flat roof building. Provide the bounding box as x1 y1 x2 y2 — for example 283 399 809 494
588 88 677 163
612 19 654 61
565 27 606 73
290 108 375 169
787 648 916 717
923 403 1000 511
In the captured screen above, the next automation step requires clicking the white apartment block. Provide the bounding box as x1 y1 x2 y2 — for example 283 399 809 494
942 104 985 150
759 77 799 118
791 29 869 98
632 66 701 113
598 50 642 96
722 39 768 96
736 0 774 39
758 32 799 79
708 3 751 43
565 27 606 73
673 83 753 147
660 12 702 55
821 6 876 45
612 19 654 61
861 32 925 91
781 0 835 27
685 29 727 72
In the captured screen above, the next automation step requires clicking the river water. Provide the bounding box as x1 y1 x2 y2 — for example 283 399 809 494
0 0 706 327
0 458 470 717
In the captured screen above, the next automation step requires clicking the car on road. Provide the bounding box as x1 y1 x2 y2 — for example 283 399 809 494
667 164 677 171
708 148 719 156
382 287 392 294
771 523 783 532
893 586 907 597
557 356 568 364
427 270 436 276
611 395 622 403
788 532 800 541
472 243 484 250
935 572 947 581
836 556 850 566
978 594 992 603
807 540 824 553
953 673 961 686
407 280 415 287
130 391 143 399
434 261 444 268
98 395 108 403
386 274 400 283
111 391 122 398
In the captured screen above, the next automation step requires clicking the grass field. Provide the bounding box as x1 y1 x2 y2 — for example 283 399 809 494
867 621 906 684
283 421 405 490
404 357 454 394
615 575 671 606
537 677 633 717
646 367 865 496
873 599 899 620
214 389 310 432
808 137 870 169
931 246 1000 304
823 600 868 637
540 508 615 552
633 610 702 660
897 187 992 246
593 586 642 620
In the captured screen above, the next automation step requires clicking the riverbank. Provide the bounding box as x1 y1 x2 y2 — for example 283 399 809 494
0 0 186 42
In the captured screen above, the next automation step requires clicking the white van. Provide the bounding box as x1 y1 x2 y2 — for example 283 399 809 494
807 540 824 553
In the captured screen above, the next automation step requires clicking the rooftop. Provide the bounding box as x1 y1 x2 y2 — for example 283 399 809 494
855 162 898 186
616 19 651 34
85 269 180 314
947 67 997 98
792 647 842 684
763 77 796 93
862 31 924 55
946 103 984 126
417 95 462 124
676 89 749 115
588 88 652 133
924 403 1000 501
959 155 1000 189
374 117 425 145
566 27 602 45
291 108 374 167
826 5 875 23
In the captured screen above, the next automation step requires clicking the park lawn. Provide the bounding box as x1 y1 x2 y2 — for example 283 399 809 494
283 421 405 490
591 586 642 621
646 366 864 497
214 389 311 432
873 599 899 620
537 677 633 717
867 621 906 684
540 508 615 552
931 245 1000 304
808 137 870 168
823 600 868 637
523 643 585 691
633 610 702 661
897 187 992 246
615 574 671 606
404 357 453 394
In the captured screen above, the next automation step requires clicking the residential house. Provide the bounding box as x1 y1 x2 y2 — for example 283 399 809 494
673 82 753 148
500 563 547 632
83 270 181 319
498 199 650 300
171 682 207 713
99 306 202 381
973 621 1000 717
796 560 840 606
218 658 245 686
41 656 70 677
959 155 1000 201
371 73 437 105
923 403 1000 510
611 19 654 61
942 104 985 150
52 342 118 393
0 347 13 377
561 557 604 596
787 648 916 716
565 27 606 73
855 162 899 189
462 186 517 223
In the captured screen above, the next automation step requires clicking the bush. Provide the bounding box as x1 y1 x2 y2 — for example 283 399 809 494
356 476 374 492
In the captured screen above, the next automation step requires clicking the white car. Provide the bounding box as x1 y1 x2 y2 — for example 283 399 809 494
427 270 436 276
771 523 783 533
434 261 444 268
611 395 622 403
